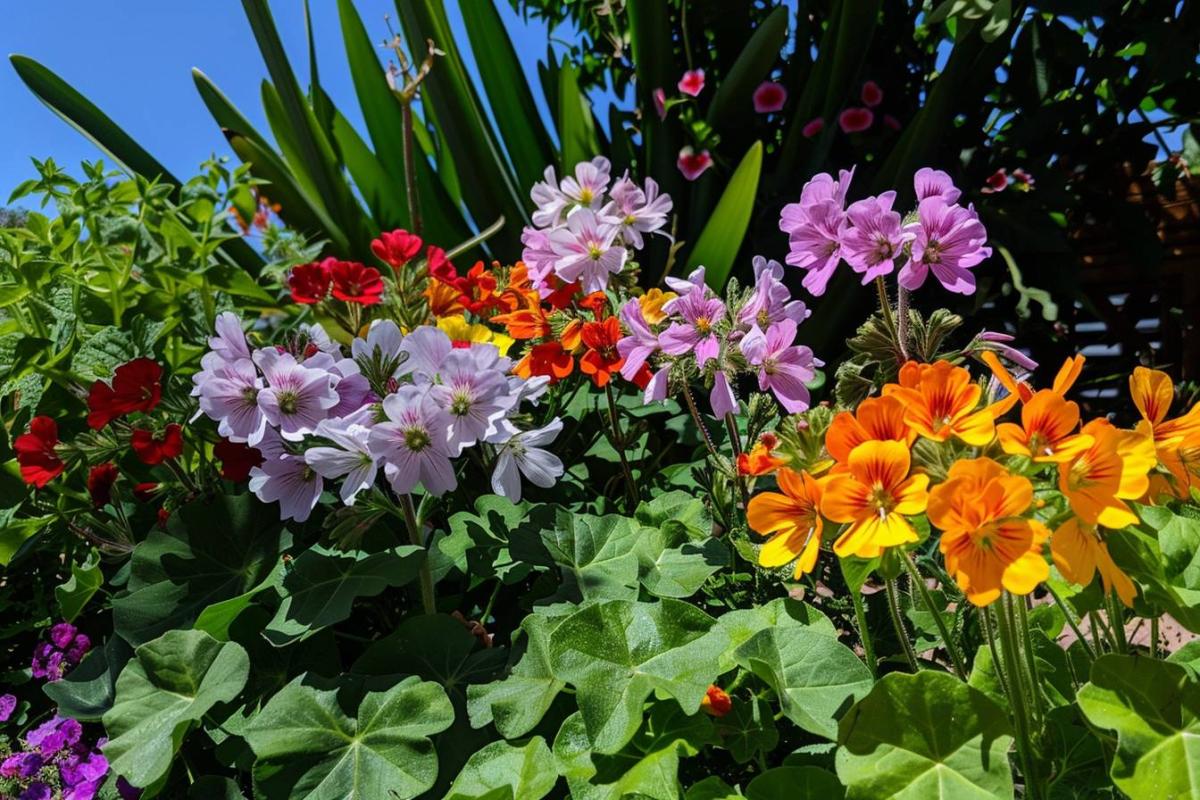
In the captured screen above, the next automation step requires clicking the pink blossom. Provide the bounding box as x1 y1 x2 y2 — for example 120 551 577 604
254 350 340 441
665 266 707 296
900 197 992 295
547 208 627 293
303 419 377 505
209 312 251 363
530 165 569 227
678 69 705 97
779 169 855 296
653 87 667 119
645 366 671 402
248 454 323 523
487 419 563 502
560 156 612 208
659 289 726 367
369 385 457 496
801 117 825 138
198 358 268 445
914 167 962 204
605 174 673 249
737 256 809 331
428 349 513 454
838 107 874 133
861 80 883 108
739 319 820 413
617 299 660 381
753 81 787 113
841 192 913 283
710 371 737 417
1011 168 1035 189
677 147 713 181
397 326 453 384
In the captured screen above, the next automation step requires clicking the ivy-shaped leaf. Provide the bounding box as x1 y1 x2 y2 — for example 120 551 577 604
511 509 642 602
444 736 558 800
746 766 845 799
467 613 567 738
553 711 684 800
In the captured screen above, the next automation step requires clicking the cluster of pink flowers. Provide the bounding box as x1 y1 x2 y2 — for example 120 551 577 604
779 166 991 296
521 157 672 295
30 624 90 683
195 314 563 520
619 258 819 417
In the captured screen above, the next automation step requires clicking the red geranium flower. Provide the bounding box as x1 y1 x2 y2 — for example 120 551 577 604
288 260 332 305
459 262 503 317
87 463 120 508
214 438 264 482
15 416 65 487
130 424 184 465
329 260 384 306
371 229 423 270
157 507 171 529
87 358 163 430
579 316 625 388
426 246 457 284
132 482 159 503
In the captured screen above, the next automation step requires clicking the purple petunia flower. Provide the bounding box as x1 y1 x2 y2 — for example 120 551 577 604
19 781 51 800
899 197 991 295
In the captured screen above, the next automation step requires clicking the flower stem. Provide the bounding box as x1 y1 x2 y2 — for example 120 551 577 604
992 601 1041 800
896 285 911 361
604 383 639 512
400 493 436 615
1015 597 1043 725
723 412 749 510
901 550 966 679
1046 584 1096 661
1105 591 1129 654
874 276 895 332
980 608 1010 697
885 577 920 672
850 587 877 676
681 383 719 458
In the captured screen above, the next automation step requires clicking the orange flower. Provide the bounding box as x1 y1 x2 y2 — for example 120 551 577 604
700 685 732 717
425 277 465 318
820 441 929 558
514 342 573 384
983 352 1085 405
1129 367 1200 498
883 360 1006 446
578 291 610 319
927 458 1049 606
491 306 551 340
1058 419 1155 529
825 395 915 466
738 434 787 476
639 288 676 325
996 389 1092 463
1051 518 1136 606
579 317 624 388
561 318 584 352
747 468 824 576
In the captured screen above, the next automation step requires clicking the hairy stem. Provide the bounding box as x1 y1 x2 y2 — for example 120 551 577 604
901 550 966 679
605 383 638 512
886 578 920 672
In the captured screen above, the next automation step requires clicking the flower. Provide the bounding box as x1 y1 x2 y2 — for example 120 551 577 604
738 435 787 476
248 454 323 523
580 316 625 388
678 68 705 97
371 229 423 270
288 260 332 305
700 684 732 717
255 350 340 441
488 418 564 502
214 438 263 482
677 147 714 181
1051 518 1136 606
514 342 574 384
329 259 384 305
87 462 119 508
1130 367 1200 498
0 693 15 723
617 299 659 382
841 192 913 283
825 395 914 465
883 360 1005 446
547 208 627 293
739 320 820 413
561 156 612 209
198 358 267 444
130 424 184 465
1058 419 1155 529
604 174 673 249
1011 168 1035 190
369 386 458 496
429 349 513 453
659 287 726 367
899 197 991 295
913 167 962 204
304 420 378 505
747 468 825 577
982 168 1009 194
801 117 824 138
779 168 854 296
753 81 787 113
15 416 65 487
397 325 453 384
996 390 1092 463
861 80 883 107
821 440 929 558
710 371 738 418
437 314 514 355
737 257 809 331
838 107 874 133
639 288 675 325
927 458 1050 606
653 87 667 119
209 311 252 363
30 626 89 682
87 358 163 429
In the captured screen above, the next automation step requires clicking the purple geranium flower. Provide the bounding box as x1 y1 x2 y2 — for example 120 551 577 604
659 289 726 367
255 350 340 441
604 174 672 250
841 192 913 284
397 326 452 385
248 454 324 523
208 311 252 363
739 319 821 413
19 781 51 800
304 419 378 505
487 418 564 502
913 167 961 204
617 299 660 381
899 197 991 295
427 349 513 454
737 256 810 331
198 358 268 445
369 386 457 496
547 208 627 294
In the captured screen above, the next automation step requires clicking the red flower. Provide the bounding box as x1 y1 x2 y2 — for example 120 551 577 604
701 684 733 717
579 317 625 388
514 342 574 384
752 81 787 114
87 463 119 508
371 229 423 270
426 246 457 284
678 68 705 97
130 424 184 465
15 416 65 487
629 363 653 390
982 168 1009 194
543 280 581 311
677 147 713 182
458 262 503 316
157 507 171 529
329 260 384 306
288 260 332 305
802 117 825 138
87 358 163 430
578 292 610 319
860 80 884 108
132 482 159 503
838 107 875 133
214 438 264 482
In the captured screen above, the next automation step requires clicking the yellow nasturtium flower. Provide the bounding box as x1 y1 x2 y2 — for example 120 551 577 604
1058 419 1155 529
747 468 824 577
436 314 514 356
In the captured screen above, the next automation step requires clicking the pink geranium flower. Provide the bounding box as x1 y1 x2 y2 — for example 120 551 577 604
546 208 627 293
369 385 457 496
841 192 914 284
914 167 962 204
678 69 705 97
779 168 855 296
653 87 667 120
248 454 323 523
899 197 992 295
982 168 1009 194
739 319 821 413
838 107 874 133
802 118 825 138
677 147 713 181
659 289 726 367
710 371 737 418
753 81 787 113
861 80 884 108
617 299 660 381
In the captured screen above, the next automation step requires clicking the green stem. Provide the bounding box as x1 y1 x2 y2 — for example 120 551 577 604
1087 610 1109 653
1046 583 1096 661
401 493 436 615
1014 597 1043 725
980 608 1010 698
400 100 423 237
723 412 749 511
896 285 910 361
850 588 877 676
874 276 895 332
885 577 920 672
1106 591 1128 654
901 550 966 679
681 383 719 458
995 598 1040 800
604 383 638 512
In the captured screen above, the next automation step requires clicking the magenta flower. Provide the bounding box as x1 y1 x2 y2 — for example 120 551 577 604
710 371 737 417
664 266 707 296
861 80 883 108
369 385 457 496
977 331 1039 372
605 174 673 249
841 192 913 284
677 147 713 181
678 68 705 97
900 197 992 295
914 167 962 204
617 299 660 381
547 208 627 293
560 156 611 208
783 200 847 296
739 319 820 413
738 256 809 331
0 694 15 722
838 107 874 133
254 350 339 441
659 289 726 367
802 117 824 138
753 81 787 113
521 226 559 292
198 358 267 445
653 87 667 119
248 454 323 523
981 168 1009 194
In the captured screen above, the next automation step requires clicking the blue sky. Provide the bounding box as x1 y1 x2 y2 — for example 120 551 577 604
0 1 565 203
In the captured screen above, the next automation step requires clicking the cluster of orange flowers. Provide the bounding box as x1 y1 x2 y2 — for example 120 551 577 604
746 357 1200 608
425 259 651 390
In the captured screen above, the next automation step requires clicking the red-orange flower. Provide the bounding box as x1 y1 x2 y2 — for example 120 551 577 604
131 424 184 465
87 462 120 508
825 395 915 466
329 260 384 305
514 342 574 384
371 229 423 270
738 434 787 476
883 360 1008 446
288 260 332 305
579 317 624 388
700 685 732 717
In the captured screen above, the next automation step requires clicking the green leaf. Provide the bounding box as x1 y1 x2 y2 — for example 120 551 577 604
634 491 727 597
685 776 742 800
103 630 250 791
746 766 845 799
706 7 790 128
444 737 558 800
557 56 600 171
716 695 779 765
512 509 642 602
188 776 246 799
714 597 837 671
467 613 567 738
56 549 102 622
263 544 424 646
1076 654 1200 798
684 141 763 289
70 326 135 381
836 671 1015 799
553 711 685 800
43 635 133 722
1107 511 1200 633
245 674 455 800
548 598 728 753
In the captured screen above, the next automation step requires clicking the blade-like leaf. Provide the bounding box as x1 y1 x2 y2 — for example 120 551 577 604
557 56 600 171
684 141 764 289
706 6 790 128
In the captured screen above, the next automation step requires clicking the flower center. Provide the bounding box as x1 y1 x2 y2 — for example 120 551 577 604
587 242 604 260
695 316 712 334
242 386 259 406
624 213 637 225
404 426 431 452
276 390 299 415
756 308 771 327
579 188 595 204
1027 432 1055 457
869 482 896 519
925 240 942 264
1068 457 1093 490
450 390 473 417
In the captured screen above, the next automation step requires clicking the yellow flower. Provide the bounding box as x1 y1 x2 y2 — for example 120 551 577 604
746 468 824 577
639 288 677 325
1058 419 1155 529
436 315 514 356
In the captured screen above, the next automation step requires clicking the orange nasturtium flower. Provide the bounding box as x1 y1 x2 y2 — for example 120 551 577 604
820 441 929 558
425 277 466 318
982 352 1086 405
883 360 1009 446
639 288 677 325
700 684 732 717
1051 518 1136 606
747 468 824 576
1129 367 1200 498
579 317 624 388
491 306 551 340
514 342 573 384
738 433 787 476
927 458 1049 606
996 389 1092 463
1058 419 1156 529
825 395 915 466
